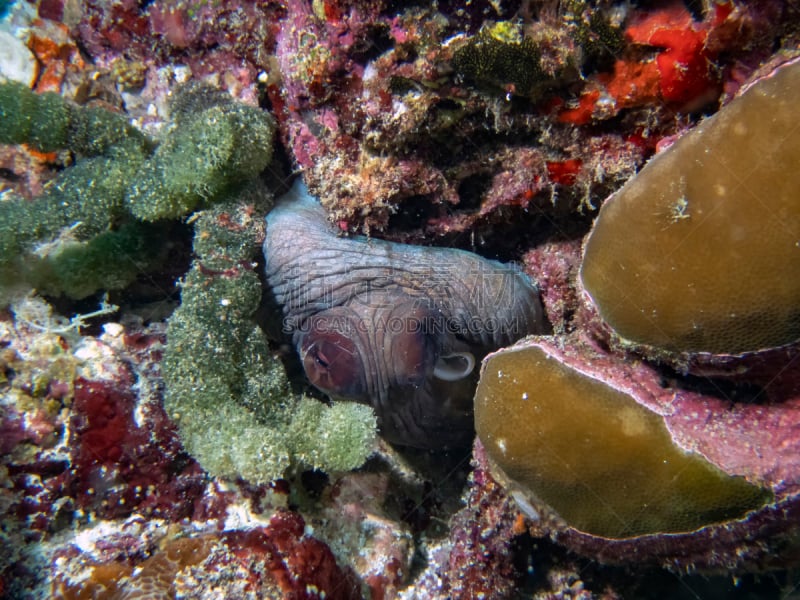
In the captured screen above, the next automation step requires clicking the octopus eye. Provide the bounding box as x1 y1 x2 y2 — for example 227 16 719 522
312 347 331 369
300 327 365 398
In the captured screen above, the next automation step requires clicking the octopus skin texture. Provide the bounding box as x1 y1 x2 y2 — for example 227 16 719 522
263 180 547 448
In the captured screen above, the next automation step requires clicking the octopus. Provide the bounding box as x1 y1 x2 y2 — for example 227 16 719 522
263 180 547 448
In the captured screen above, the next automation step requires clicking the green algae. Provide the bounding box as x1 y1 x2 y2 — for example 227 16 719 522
0 80 274 301
562 0 624 69
126 82 276 221
451 7 622 98
162 188 377 483
452 24 545 96
0 80 150 155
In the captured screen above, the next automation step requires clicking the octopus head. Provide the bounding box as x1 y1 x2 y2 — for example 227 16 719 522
299 301 450 400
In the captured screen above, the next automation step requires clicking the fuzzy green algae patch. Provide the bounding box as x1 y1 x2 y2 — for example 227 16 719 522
580 59 800 355
474 345 771 539
0 80 274 302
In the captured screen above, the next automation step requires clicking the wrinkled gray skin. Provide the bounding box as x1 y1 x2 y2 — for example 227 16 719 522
264 180 547 448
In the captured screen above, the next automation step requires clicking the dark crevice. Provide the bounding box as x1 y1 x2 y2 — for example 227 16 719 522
350 23 394 64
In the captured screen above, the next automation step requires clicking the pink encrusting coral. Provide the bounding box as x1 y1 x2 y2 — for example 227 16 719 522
74 0 285 83
443 441 521 597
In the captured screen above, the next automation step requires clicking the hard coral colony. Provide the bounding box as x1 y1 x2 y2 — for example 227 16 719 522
0 0 799 598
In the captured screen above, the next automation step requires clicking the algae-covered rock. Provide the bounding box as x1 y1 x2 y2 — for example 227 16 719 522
23 222 167 299
580 59 800 356
452 23 545 97
0 82 153 296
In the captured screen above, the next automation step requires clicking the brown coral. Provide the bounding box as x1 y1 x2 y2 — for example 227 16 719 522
580 58 800 357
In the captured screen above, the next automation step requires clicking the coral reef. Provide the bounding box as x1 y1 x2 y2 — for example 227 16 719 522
53 511 363 599
272 0 577 233
73 0 285 87
0 292 378 598
2 0 800 597
269 0 795 244
0 295 208 594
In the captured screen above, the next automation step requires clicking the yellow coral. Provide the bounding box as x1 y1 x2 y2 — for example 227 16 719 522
474 341 771 538
485 21 523 44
